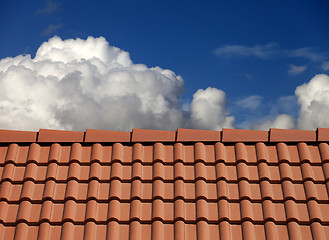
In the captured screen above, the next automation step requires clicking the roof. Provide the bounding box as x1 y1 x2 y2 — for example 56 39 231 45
0 128 329 239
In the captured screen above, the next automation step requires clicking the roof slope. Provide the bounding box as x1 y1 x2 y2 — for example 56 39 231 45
0 128 329 240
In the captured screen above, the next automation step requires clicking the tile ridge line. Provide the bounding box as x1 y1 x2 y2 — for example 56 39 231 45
0 128 327 143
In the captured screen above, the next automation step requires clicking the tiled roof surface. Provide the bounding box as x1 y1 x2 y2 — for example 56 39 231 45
0 128 329 239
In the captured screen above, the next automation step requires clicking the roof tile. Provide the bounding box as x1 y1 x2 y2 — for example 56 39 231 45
317 128 329 141
1 128 329 239
222 128 268 142
270 128 316 142
38 129 84 142
0 129 37 142
131 129 175 142
176 128 220 142
85 129 131 142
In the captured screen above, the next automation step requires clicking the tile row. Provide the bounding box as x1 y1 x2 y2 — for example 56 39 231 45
1 142 329 165
0 179 328 202
1 160 329 183
0 198 329 224
1 221 327 240
2 128 329 143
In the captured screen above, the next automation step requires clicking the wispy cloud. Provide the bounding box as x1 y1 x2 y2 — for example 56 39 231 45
41 23 63 36
214 43 278 59
323 61 329 70
288 47 327 62
239 72 253 80
235 95 262 110
214 43 327 62
288 64 307 76
37 0 61 14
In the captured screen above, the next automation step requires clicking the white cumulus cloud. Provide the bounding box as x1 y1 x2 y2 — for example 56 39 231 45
188 87 234 130
252 114 296 130
0 36 234 131
295 74 329 130
252 74 329 130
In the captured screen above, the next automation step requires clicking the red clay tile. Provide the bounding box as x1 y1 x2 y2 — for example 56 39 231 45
307 200 322 222
320 143 329 163
312 166 325 181
281 180 297 200
131 129 175 142
195 180 207 200
270 128 316 142
300 162 314 180
214 142 226 163
85 129 131 142
317 128 329 142
112 143 124 163
174 180 185 200
38 129 84 142
1 128 329 239
217 199 229 221
176 128 220 142
0 129 37 142
311 222 326 240
153 143 165 163
297 142 312 163
222 128 268 142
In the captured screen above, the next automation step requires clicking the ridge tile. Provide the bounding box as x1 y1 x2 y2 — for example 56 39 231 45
131 129 175 142
0 129 37 142
270 128 316 142
221 128 268 142
176 128 221 142
317 128 329 141
84 129 131 142
37 129 84 142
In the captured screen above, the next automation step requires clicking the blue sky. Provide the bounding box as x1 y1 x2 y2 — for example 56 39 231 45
1 0 329 131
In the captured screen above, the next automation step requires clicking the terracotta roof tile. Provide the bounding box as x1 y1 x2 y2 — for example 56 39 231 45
222 128 268 142
0 128 329 239
84 129 131 142
0 129 37 142
317 128 329 141
269 128 316 142
176 128 221 142
38 129 84 142
131 129 176 142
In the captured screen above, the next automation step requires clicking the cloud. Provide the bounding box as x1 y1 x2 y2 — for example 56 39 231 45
276 95 298 114
288 48 327 62
235 95 262 110
2 36 328 132
295 74 329 130
214 43 278 59
252 114 296 130
251 74 329 130
41 23 63 36
323 61 329 70
37 0 61 14
214 43 327 62
0 36 233 131
188 87 234 130
288 64 307 76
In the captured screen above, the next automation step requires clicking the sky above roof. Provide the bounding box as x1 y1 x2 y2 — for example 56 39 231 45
1 0 329 131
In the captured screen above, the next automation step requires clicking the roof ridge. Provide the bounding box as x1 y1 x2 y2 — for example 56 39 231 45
0 128 327 143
